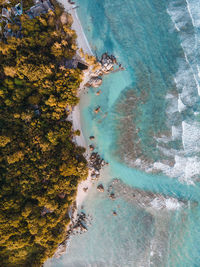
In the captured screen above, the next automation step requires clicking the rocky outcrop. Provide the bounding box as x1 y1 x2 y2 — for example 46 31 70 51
89 152 106 180
100 53 116 73
85 53 123 89
86 76 102 87
54 210 92 258
72 212 89 234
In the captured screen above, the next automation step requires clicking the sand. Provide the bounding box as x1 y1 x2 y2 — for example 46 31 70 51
57 0 94 208
57 0 93 55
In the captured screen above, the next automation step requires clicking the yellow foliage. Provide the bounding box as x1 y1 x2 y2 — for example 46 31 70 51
79 48 84 58
71 43 77 50
39 17 47 26
0 136 11 147
45 95 57 107
85 54 97 65
7 151 24 164
63 25 76 37
59 163 77 176
4 66 17 77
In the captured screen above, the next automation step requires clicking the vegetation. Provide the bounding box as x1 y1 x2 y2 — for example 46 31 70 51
0 2 88 266
0 0 34 10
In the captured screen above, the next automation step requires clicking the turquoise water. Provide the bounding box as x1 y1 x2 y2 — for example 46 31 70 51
46 0 200 266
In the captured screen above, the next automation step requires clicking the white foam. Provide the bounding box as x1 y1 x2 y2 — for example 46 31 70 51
182 121 200 152
178 95 186 112
185 0 195 27
197 65 200 79
168 0 200 97
193 73 200 96
152 156 195 185
166 8 180 32
166 97 179 115
165 198 181 210
174 59 199 106
150 197 181 210
172 125 182 140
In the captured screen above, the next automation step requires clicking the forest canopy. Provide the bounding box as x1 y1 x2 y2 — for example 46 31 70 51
0 1 88 266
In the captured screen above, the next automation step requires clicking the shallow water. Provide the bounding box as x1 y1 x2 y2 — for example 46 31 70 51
45 0 200 266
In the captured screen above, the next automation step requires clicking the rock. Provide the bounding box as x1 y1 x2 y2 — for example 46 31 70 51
94 106 100 114
100 53 116 73
89 152 104 176
83 187 88 192
109 192 116 200
101 160 106 166
58 193 66 199
96 90 101 95
89 145 94 151
89 136 95 140
54 243 67 258
72 212 89 234
87 77 102 88
97 184 104 192
91 172 96 178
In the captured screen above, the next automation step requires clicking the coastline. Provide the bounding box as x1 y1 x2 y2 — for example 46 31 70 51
53 1 118 258
57 0 94 209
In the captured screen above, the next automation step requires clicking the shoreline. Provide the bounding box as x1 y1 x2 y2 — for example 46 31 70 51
57 0 94 208
54 0 119 258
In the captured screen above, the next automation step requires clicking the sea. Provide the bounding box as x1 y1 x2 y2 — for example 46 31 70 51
45 0 200 266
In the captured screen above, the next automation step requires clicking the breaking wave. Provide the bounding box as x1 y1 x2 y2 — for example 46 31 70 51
113 0 200 185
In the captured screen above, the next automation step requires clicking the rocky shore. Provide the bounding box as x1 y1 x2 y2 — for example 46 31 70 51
53 148 107 258
53 0 124 260
54 206 92 258
86 53 123 87
53 51 122 258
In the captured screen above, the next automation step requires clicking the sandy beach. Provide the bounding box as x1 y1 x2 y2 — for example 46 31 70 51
57 0 94 208
58 0 93 56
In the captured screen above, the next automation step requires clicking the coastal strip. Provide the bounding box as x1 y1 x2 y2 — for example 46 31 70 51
57 0 93 56
57 0 94 209
53 0 121 258
57 0 120 209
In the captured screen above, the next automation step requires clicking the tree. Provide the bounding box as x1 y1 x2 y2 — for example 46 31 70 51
0 4 88 266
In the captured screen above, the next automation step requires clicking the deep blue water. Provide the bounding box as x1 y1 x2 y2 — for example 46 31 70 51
45 0 200 266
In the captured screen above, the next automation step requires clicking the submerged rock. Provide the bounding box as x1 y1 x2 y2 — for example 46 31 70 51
97 184 104 192
94 106 101 113
109 192 116 200
87 77 102 87
96 90 101 95
109 178 196 211
89 145 94 151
